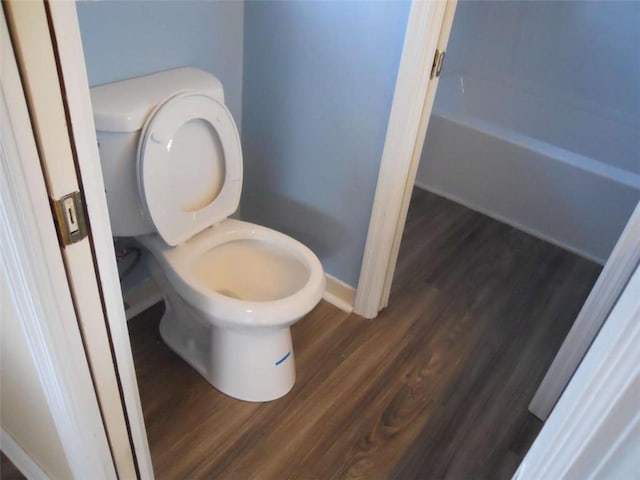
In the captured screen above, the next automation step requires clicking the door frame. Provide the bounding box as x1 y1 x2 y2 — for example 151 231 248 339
45 3 154 477
3 1 153 478
4 1 143 477
353 0 640 424
353 0 457 318
1 5 115 477
354 0 639 321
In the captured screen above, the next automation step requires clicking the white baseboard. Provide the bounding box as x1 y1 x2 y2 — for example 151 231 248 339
323 274 356 313
1 429 49 480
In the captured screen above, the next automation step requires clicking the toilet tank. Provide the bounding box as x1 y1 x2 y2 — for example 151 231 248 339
90 68 225 237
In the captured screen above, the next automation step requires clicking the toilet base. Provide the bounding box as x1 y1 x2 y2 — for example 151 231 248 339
157 290 296 403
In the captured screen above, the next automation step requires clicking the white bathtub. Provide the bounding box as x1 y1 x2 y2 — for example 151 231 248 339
416 73 640 264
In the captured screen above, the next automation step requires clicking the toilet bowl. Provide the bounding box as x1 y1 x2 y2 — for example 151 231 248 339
91 68 325 401
139 219 324 401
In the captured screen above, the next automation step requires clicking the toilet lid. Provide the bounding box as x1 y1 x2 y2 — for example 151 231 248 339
137 91 242 246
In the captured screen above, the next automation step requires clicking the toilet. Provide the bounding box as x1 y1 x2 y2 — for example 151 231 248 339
91 68 325 402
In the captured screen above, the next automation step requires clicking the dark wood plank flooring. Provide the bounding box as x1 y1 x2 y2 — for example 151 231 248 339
129 188 601 479
0 453 25 480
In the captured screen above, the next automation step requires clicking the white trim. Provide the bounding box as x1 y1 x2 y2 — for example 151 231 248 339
1 8 116 477
354 0 452 318
516 264 640 478
323 274 356 313
1 430 49 480
45 3 155 478
529 200 640 420
378 1 458 308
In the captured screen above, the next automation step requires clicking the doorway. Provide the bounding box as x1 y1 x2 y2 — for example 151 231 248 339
367 1 640 470
375 0 639 450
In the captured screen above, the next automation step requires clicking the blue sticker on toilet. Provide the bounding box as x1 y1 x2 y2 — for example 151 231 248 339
275 352 291 366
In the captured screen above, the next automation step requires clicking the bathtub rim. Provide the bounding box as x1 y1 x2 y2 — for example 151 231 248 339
431 107 640 190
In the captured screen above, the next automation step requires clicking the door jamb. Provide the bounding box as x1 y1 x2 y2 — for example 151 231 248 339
353 0 456 318
43 2 155 478
379 0 457 308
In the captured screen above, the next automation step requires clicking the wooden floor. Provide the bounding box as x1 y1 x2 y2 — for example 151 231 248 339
0 453 25 480
129 188 601 479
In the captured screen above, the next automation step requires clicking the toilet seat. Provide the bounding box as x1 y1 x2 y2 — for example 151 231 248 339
137 219 326 328
135 90 325 329
137 91 242 246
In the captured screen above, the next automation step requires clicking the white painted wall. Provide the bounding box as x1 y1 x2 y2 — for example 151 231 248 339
76 0 244 130
1 275 73 479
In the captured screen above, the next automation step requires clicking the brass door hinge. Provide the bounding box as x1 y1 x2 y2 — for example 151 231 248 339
430 49 446 79
52 191 88 246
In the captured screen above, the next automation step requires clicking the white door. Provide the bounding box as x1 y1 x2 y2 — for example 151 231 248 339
3 1 152 478
1 5 115 478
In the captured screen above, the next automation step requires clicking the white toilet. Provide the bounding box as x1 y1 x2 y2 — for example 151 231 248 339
91 68 325 402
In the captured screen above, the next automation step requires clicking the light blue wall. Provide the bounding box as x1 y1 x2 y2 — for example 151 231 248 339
443 0 640 124
76 0 244 128
241 1 410 287
77 0 411 287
